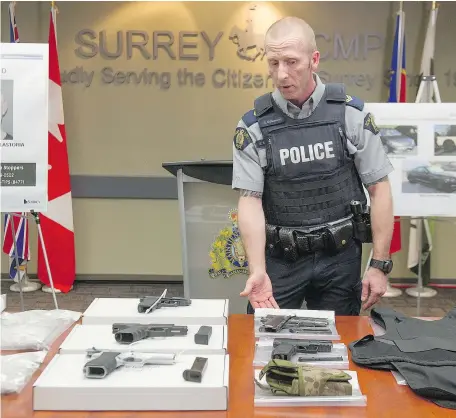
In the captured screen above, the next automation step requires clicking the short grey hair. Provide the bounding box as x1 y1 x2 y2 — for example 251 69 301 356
265 17 317 53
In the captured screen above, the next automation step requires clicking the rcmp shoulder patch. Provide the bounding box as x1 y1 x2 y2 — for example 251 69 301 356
345 94 364 111
233 127 252 151
363 112 380 135
241 109 257 128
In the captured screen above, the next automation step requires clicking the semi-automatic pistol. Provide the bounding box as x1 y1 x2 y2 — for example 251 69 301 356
83 348 176 379
112 323 188 344
137 293 191 313
271 339 333 360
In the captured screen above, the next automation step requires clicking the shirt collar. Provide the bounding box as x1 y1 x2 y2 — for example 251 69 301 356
272 73 326 118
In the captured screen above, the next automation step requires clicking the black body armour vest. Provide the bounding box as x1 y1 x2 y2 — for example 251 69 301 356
253 83 366 228
349 307 456 409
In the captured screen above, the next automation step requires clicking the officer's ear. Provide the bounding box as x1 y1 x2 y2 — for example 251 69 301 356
310 50 320 72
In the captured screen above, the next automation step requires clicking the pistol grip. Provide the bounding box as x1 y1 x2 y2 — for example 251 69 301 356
84 352 120 379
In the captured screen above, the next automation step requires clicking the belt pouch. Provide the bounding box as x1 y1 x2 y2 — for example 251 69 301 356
325 219 353 253
278 228 299 261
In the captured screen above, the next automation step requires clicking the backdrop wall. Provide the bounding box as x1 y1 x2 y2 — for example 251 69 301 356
1 1 456 283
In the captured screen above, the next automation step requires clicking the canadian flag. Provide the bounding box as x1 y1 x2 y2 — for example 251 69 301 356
37 7 76 292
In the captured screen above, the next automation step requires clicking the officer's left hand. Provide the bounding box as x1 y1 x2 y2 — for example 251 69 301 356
361 267 388 310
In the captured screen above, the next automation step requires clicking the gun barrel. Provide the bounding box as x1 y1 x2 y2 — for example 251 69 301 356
298 355 344 362
288 327 332 335
286 318 329 327
112 323 175 333
138 296 192 313
120 352 177 366
148 325 188 338
272 338 332 348
84 351 120 379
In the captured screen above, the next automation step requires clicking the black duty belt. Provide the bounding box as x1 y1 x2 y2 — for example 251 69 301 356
266 218 355 261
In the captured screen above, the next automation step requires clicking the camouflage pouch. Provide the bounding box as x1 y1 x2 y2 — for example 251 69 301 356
255 359 353 396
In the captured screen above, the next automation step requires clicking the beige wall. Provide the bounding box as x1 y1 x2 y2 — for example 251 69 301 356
1 1 456 280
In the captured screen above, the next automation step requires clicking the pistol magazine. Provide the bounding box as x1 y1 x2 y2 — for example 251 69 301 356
183 357 208 383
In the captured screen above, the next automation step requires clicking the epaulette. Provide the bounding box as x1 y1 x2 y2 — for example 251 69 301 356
345 94 364 111
241 109 257 128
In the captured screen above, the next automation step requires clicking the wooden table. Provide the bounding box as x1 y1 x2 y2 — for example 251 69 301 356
2 314 455 418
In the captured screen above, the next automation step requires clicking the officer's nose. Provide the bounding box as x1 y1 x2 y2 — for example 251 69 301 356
277 63 288 82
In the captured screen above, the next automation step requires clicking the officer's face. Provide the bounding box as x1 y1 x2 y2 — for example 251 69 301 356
266 38 319 103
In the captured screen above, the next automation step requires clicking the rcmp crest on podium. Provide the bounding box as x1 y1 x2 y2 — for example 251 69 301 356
208 209 249 278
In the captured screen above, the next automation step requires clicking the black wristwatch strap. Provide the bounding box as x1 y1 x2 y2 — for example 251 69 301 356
370 258 393 274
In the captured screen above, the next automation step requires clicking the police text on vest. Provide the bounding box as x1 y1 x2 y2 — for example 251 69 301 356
279 142 335 165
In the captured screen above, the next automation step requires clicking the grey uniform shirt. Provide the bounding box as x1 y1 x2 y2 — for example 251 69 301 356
232 73 394 193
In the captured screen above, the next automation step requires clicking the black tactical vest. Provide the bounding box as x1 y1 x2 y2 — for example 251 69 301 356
253 83 366 228
349 307 456 409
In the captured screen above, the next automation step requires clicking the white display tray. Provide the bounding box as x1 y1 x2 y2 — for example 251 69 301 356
59 324 227 355
33 353 229 411
82 297 229 326
254 369 366 407
253 339 349 369
254 308 340 340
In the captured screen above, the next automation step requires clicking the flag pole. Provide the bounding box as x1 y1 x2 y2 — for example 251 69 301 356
8 213 25 311
396 1 404 102
4 1 42 296
31 211 59 309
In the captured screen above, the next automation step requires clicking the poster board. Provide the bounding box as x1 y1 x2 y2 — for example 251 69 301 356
0 42 49 213
364 102 456 217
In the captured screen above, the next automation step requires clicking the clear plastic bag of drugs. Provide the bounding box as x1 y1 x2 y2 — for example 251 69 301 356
253 338 349 369
254 368 367 407
1 351 47 394
0 309 81 350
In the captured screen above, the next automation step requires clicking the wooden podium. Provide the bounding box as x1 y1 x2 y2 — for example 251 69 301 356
163 160 249 314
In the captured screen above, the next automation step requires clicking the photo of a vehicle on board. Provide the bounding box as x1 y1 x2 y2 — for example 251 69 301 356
378 125 417 156
434 125 456 156
403 159 456 194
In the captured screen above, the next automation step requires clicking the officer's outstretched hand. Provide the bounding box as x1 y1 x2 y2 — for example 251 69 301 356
240 271 280 309
361 267 388 310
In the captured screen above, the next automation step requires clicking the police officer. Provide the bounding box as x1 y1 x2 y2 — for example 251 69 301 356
231 17 395 316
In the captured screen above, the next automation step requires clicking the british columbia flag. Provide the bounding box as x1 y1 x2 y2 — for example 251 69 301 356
2 2 31 280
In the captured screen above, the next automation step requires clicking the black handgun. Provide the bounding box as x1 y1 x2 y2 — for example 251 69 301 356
138 293 191 313
112 323 188 344
271 339 333 361
259 314 330 333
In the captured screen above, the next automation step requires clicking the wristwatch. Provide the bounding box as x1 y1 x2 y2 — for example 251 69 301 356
369 258 393 274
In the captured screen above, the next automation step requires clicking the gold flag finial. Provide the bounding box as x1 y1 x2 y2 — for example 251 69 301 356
51 1 59 13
